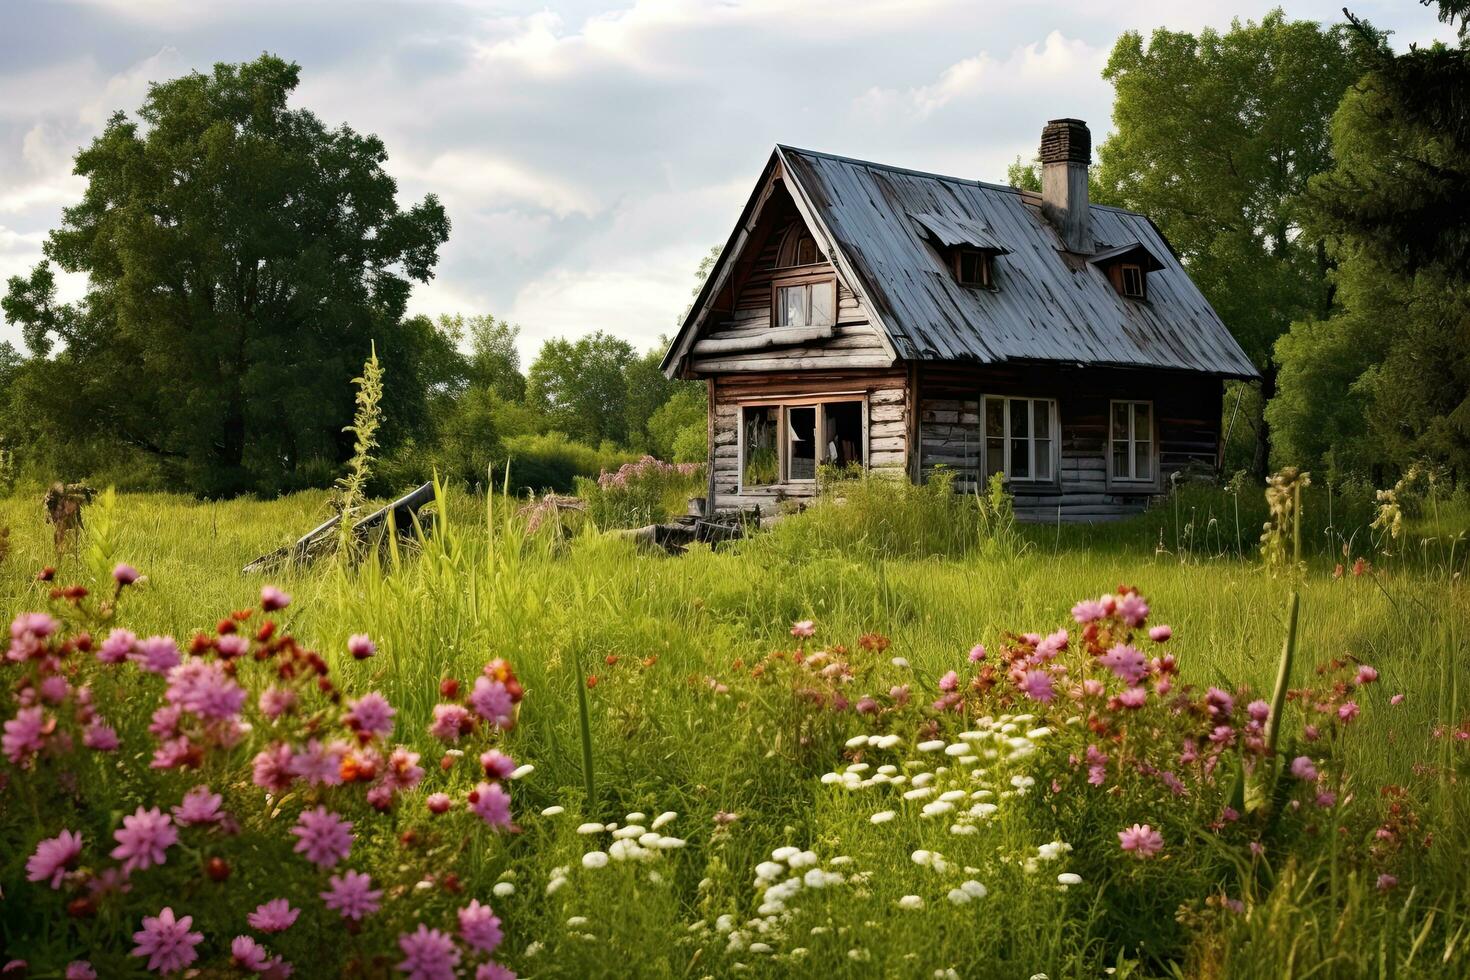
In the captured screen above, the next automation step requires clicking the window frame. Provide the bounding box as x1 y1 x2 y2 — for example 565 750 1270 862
1108 399 1157 488
980 395 1058 486
1118 263 1146 300
771 272 837 330
735 395 869 492
952 248 994 288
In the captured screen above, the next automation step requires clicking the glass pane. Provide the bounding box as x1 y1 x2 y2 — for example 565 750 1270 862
797 237 817 265
778 285 807 327
1009 400 1028 439
1010 438 1030 479
787 406 816 481
1134 441 1152 481
742 406 779 487
1034 439 1052 480
1112 445 1129 480
1134 402 1151 436
823 401 864 468
985 438 1005 478
985 398 1004 438
1112 402 1129 443
1033 400 1050 440
810 281 835 326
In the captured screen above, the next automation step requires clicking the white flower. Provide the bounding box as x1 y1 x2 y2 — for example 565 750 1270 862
567 915 589 927
803 868 835 888
509 764 534 779
625 811 646 822
917 739 946 753
898 895 924 910
715 915 734 933
944 743 970 757
820 772 842 785
1026 726 1052 739
493 882 515 897
582 850 609 869
755 861 785 881
657 836 687 849
771 846 800 862
848 949 871 962
652 811 677 829
576 822 605 835
1010 774 1035 789
961 880 988 899
613 825 646 839
870 810 896 824
912 849 934 867
788 850 819 869
829 855 854 865
946 888 971 905
1037 841 1073 862
921 800 955 817
912 772 935 787
949 823 978 835
1057 872 1083 886
845 734 870 748
749 942 772 954
891 657 910 668
875 734 902 749
939 789 967 802
877 764 898 775
540 805 565 817
847 762 870 773
903 787 934 801
546 876 567 895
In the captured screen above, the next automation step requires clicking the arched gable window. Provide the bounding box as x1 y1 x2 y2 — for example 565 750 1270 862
776 223 821 268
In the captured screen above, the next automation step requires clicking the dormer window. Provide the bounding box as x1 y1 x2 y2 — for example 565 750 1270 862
1089 242 1165 302
1119 263 1145 299
954 248 993 288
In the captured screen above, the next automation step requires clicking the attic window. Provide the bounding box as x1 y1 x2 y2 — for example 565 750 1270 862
1119 263 1145 299
773 276 836 328
954 248 993 288
777 225 822 267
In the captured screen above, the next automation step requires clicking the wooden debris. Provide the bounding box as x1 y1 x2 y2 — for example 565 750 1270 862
242 481 436 574
43 482 95 555
612 508 762 556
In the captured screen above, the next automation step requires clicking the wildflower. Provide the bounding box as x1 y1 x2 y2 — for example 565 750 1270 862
1117 686 1147 709
321 870 382 920
1376 873 1398 892
172 785 224 826
469 677 515 727
459 900 504 953
1118 824 1164 858
1098 645 1147 685
428 704 472 742
252 743 295 792
1071 600 1105 624
938 670 959 693
870 810 896 824
946 888 971 905
98 628 137 663
26 829 83 888
583 850 609 869
1019 669 1056 704
2 706 48 766
1339 701 1360 723
166 661 246 719
348 634 376 660
290 807 353 868
1316 791 1337 808
345 693 395 739
1035 629 1068 661
1148 625 1172 642
468 781 512 828
130 907 203 974
215 634 249 659
791 620 816 639
248 899 299 933
1247 699 1270 724
474 966 515 980
426 793 453 814
112 807 178 873
1356 665 1378 685
397 925 460 980
1205 687 1235 719
480 749 516 779
232 936 271 971
82 718 120 751
1390 693 1405 706
1056 872 1082 886
289 740 348 787
260 586 291 611
132 636 182 675
898 895 923 910
258 687 297 719
1118 593 1149 628
969 644 987 662
64 963 96 980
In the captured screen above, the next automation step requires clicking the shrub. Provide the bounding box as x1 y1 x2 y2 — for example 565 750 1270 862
575 456 704 529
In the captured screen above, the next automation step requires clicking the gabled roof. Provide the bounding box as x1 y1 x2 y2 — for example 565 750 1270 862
663 145 1260 380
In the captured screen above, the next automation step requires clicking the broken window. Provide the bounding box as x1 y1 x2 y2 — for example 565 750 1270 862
741 405 779 488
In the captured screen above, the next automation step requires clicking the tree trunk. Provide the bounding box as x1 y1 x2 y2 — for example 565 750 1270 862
1251 362 1278 481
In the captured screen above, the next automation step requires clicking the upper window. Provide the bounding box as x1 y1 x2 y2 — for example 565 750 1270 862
774 279 836 328
953 248 993 288
777 225 822 267
1119 263 1145 299
1110 400 1154 483
983 396 1056 483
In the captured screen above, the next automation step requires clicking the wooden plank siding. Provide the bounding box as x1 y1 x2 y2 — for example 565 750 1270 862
916 363 1222 522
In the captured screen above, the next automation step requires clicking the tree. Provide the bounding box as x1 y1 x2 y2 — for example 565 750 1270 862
1094 12 1362 477
0 54 449 496
525 331 636 444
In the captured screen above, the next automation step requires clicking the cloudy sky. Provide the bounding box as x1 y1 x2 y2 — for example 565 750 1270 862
0 0 1455 362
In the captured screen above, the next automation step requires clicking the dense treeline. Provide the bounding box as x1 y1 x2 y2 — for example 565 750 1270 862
2 5 1467 499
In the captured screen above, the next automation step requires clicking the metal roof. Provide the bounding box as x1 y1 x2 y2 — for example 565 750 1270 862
774 146 1260 379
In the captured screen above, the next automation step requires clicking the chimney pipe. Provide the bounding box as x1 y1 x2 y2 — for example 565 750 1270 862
1039 118 1091 253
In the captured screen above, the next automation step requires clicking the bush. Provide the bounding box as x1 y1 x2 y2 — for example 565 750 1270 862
575 456 704 529
499 433 633 496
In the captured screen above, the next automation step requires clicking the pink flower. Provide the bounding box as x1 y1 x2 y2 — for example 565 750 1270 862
172 785 224 826
1303 724 1321 742
968 644 986 662
475 965 516 980
260 586 291 611
26 829 83 888
1205 687 1235 719
290 806 352 868
248 899 300 933
216 634 250 659
479 750 516 779
258 687 296 719
1118 593 1150 628
468 781 512 828
790 620 815 639
345 693 395 739
938 670 959 693
1246 699 1270 724
232 936 270 971
1071 599 1105 624
1084 744 1108 786
1098 644 1147 685
1355 665 1378 685
397 925 461 980
289 740 347 787
1316 791 1337 808
1118 823 1164 858
458 899 504 953
3 706 49 765
1290 756 1318 781
1117 686 1147 709
113 563 141 585
1338 701 1360 723
1018 669 1056 704
468 677 514 728
131 636 181 676
65 963 97 980
131 907 203 974
1148 624 1172 642
321 870 381 920
1390 693 1405 706
111 806 178 873
166 661 246 719
252 743 295 792
347 634 376 659
384 746 425 791
1376 873 1398 891
84 719 119 751
428 704 471 742
426 793 453 814
1034 629 1068 662
98 628 137 663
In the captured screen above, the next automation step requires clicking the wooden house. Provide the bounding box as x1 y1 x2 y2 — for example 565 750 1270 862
661 119 1259 521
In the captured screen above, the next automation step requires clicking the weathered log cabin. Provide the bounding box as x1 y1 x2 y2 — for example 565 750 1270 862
661 119 1259 521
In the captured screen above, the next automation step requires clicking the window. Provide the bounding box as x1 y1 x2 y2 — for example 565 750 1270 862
983 396 1055 483
777 224 822 267
739 399 866 489
1110 400 1154 483
796 236 818 266
1119 263 1145 299
953 248 993 288
774 279 836 328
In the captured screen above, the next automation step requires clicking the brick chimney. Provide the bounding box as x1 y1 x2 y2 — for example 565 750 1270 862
1039 118 1091 253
